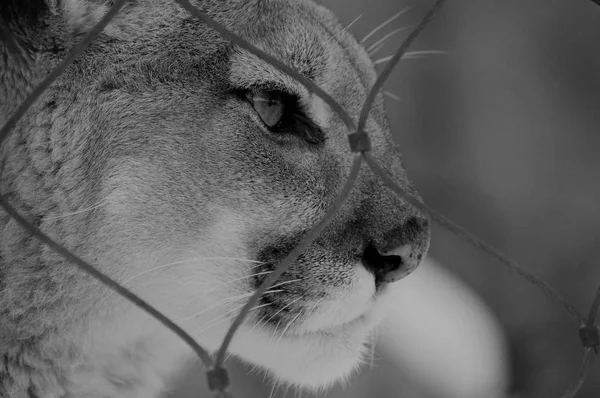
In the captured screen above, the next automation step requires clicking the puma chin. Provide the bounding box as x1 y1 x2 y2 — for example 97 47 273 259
197 245 406 390
0 0 430 396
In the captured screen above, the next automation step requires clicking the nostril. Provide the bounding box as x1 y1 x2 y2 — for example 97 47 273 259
381 216 430 253
362 244 415 287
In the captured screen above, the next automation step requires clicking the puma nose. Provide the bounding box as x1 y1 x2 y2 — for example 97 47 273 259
361 216 428 287
362 244 421 286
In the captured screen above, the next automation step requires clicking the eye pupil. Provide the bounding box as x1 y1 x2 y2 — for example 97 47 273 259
249 90 285 128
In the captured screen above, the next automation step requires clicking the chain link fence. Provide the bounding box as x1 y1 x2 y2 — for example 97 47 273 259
0 0 598 397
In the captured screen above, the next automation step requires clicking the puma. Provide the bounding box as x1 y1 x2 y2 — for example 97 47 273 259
0 0 434 396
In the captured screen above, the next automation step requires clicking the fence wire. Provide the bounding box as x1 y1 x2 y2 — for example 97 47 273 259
0 0 599 397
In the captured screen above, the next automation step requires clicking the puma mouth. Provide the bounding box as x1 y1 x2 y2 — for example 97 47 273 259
301 314 368 337
255 293 375 335
275 308 376 342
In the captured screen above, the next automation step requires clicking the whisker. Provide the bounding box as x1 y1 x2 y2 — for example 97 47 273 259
180 270 273 299
190 302 249 333
177 292 255 321
43 200 108 220
121 258 267 292
261 296 303 329
201 256 264 264
360 6 412 44
118 259 196 287
103 264 276 311
248 316 266 335
326 12 365 45
404 49 448 57
213 270 273 288
209 270 302 292
97 258 200 305
374 49 447 65
368 43 387 58
192 302 271 335
264 278 302 290
248 284 302 334
271 312 303 358
367 26 412 55
185 249 266 266
179 275 300 309
176 257 266 293
368 327 379 369
187 255 266 271
263 288 283 295
383 90 401 101
268 381 280 398
296 297 324 322
373 55 392 65
178 289 283 321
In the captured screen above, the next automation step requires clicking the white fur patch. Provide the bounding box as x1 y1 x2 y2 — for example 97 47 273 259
297 264 374 334
308 95 331 131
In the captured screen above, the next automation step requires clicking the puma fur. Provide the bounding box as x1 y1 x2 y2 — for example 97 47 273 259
0 0 430 396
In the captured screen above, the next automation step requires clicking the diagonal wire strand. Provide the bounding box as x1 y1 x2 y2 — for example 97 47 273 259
362 152 586 324
2 1 598 397
561 349 594 398
173 0 356 133
0 194 214 368
214 154 364 369
366 27 412 55
0 0 128 147
357 0 446 134
587 286 600 324
0 0 215 371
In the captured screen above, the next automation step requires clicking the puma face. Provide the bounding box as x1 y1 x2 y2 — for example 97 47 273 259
102 1 431 389
0 0 430 394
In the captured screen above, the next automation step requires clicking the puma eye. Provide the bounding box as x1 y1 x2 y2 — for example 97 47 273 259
237 86 326 145
245 90 285 128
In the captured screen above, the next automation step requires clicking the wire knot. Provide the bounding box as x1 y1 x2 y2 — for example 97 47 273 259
207 367 231 392
579 324 599 354
348 131 372 152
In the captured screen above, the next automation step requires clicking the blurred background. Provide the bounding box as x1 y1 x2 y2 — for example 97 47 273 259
169 0 600 397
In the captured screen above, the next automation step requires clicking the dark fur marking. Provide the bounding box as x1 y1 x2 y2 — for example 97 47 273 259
0 0 47 29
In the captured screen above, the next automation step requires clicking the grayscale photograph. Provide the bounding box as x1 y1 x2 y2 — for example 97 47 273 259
1 1 599 397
